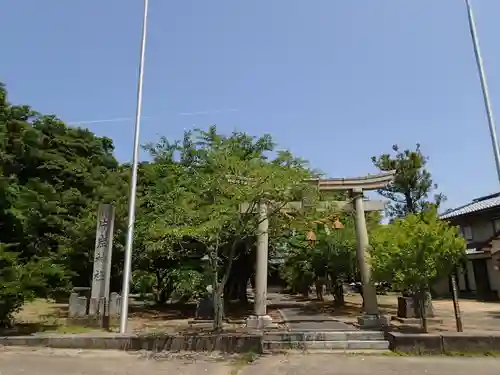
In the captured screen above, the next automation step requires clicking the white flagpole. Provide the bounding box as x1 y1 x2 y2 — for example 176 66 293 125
465 0 500 184
119 0 149 333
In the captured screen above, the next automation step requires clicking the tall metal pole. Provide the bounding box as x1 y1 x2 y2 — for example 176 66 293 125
119 0 149 333
465 0 500 184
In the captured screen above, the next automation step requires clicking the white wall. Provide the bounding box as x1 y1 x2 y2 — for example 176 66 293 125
432 261 478 296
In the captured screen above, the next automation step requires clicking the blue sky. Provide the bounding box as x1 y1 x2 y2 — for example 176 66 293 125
2 0 500 210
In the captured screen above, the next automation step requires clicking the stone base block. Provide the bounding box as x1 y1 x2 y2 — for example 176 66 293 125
68 293 122 319
357 314 390 329
397 296 435 318
246 315 276 329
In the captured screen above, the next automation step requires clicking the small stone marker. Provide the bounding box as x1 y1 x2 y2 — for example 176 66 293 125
68 293 80 318
109 292 121 316
75 297 87 318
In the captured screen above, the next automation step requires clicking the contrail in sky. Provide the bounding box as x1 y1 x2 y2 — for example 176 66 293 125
69 117 147 125
69 108 238 126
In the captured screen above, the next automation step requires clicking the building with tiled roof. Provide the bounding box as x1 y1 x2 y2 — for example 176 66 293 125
440 192 500 220
437 193 500 301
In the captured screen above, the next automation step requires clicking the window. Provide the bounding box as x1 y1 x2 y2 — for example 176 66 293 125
461 225 473 241
493 218 500 234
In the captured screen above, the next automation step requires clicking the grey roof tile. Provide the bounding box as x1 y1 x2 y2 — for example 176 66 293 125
440 192 500 219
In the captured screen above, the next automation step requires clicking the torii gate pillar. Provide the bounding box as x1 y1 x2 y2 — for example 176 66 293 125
351 188 382 327
246 201 274 329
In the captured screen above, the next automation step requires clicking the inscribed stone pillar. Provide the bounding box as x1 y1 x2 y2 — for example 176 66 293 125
90 204 115 315
352 188 379 317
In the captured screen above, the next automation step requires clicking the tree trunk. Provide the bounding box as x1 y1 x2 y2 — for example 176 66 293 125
213 239 240 331
213 292 224 332
237 277 249 304
224 279 236 302
299 282 310 297
157 288 169 305
213 278 224 331
333 279 345 307
415 290 428 333
420 298 428 333
224 271 250 304
315 278 324 301
154 272 166 304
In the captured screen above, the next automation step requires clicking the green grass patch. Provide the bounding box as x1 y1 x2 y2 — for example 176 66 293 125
346 349 500 357
389 350 500 357
443 351 500 357
51 325 96 334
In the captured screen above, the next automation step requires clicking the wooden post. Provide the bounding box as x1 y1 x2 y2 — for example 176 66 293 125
451 273 464 332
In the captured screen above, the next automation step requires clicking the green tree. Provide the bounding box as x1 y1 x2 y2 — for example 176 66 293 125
318 215 357 304
281 231 316 297
281 213 357 304
370 209 466 332
58 165 129 293
133 142 206 304
372 144 445 220
193 128 311 330
0 245 31 326
0 244 58 326
147 127 311 330
0 82 123 299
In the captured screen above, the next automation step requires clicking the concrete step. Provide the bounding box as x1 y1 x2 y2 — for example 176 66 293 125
263 331 385 342
263 340 390 351
267 348 392 355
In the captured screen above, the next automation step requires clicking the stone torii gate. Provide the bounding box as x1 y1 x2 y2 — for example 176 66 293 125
245 171 396 329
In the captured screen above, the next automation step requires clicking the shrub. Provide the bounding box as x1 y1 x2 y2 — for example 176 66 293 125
0 244 47 327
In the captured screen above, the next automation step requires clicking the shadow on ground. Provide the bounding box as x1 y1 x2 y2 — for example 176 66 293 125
269 292 450 333
129 301 264 321
268 293 378 320
488 311 500 319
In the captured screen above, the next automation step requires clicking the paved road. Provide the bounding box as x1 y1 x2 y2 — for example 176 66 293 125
2 348 500 375
240 354 500 375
